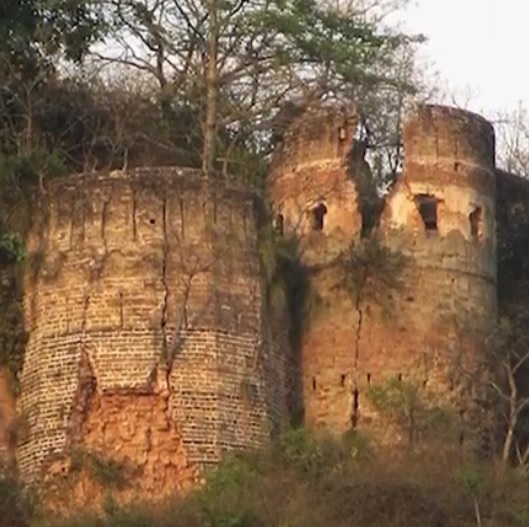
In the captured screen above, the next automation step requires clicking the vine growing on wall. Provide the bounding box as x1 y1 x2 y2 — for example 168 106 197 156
258 220 321 347
333 234 408 318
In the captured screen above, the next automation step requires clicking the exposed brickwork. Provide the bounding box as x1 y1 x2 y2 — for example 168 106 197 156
270 104 366 434
17 167 289 494
270 103 499 451
7 102 528 500
0 367 16 465
378 106 497 448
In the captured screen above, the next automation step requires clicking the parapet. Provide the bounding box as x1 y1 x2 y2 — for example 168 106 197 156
270 103 358 173
17 166 284 493
403 105 496 193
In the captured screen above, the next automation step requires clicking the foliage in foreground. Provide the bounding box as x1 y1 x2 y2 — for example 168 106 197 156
12 428 529 527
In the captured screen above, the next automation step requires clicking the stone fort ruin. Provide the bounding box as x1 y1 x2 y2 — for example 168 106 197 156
0 103 526 506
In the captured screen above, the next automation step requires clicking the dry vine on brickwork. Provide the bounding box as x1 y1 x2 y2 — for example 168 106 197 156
258 221 320 347
333 235 408 316
367 377 455 450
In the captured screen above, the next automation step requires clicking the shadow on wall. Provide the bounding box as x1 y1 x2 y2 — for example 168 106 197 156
346 141 385 238
258 211 319 427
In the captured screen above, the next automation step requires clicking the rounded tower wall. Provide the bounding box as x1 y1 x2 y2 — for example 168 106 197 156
18 167 285 501
371 105 498 449
381 104 497 317
270 106 363 266
269 106 365 433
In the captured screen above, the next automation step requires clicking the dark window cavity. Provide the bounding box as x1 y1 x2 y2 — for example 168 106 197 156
415 194 438 231
310 203 328 231
469 206 482 240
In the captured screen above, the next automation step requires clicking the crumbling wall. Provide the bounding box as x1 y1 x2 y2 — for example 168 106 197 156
0 367 16 465
269 105 365 433
17 167 286 500
270 103 498 450
373 105 498 449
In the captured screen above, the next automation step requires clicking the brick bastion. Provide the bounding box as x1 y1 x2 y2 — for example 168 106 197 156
270 103 498 452
16 167 290 507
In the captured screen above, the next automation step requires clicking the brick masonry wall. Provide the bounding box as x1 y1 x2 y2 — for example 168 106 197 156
269 105 365 434
376 106 497 448
0 366 16 465
17 167 288 497
270 104 499 451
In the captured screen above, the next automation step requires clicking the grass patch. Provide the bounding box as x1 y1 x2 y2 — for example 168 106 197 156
9 428 529 527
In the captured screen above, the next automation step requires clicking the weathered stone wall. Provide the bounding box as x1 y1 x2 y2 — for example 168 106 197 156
270 105 362 263
17 167 287 496
0 367 16 465
269 105 365 433
270 103 498 450
375 106 497 448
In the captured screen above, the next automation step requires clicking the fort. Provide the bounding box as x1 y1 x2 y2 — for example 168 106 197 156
0 103 527 507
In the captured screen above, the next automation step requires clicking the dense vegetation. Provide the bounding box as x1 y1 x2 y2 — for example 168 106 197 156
3 1 529 526
3 428 529 527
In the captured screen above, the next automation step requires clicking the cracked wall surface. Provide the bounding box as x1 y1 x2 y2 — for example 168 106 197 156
270 104 498 449
375 106 497 448
17 167 288 494
270 105 365 433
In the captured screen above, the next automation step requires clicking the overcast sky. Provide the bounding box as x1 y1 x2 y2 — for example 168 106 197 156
400 0 526 119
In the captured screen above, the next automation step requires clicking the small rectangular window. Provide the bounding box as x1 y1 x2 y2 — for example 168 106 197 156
415 194 438 231
310 203 327 231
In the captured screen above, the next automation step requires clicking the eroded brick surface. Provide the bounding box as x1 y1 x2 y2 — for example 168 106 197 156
9 102 529 504
0 367 16 465
17 168 290 497
270 104 498 451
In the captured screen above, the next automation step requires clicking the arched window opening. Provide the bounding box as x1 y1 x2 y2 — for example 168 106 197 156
275 214 284 235
415 194 438 232
310 203 327 231
469 206 482 240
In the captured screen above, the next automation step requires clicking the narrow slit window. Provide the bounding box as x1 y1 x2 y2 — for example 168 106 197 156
310 203 327 231
275 214 284 235
469 206 482 240
415 194 438 231
351 388 360 428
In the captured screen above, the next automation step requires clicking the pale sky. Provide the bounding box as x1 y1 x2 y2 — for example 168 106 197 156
401 0 526 119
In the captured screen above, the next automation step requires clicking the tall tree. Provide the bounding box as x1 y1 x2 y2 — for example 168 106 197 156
95 0 424 178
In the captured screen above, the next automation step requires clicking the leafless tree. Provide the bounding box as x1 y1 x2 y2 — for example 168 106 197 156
91 0 427 179
492 102 529 178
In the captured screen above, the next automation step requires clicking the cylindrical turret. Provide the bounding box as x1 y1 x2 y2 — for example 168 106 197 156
270 105 362 265
17 167 286 503
374 104 498 450
270 105 368 433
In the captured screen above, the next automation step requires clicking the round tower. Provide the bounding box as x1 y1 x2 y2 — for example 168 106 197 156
376 104 497 449
17 167 286 505
270 105 368 433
